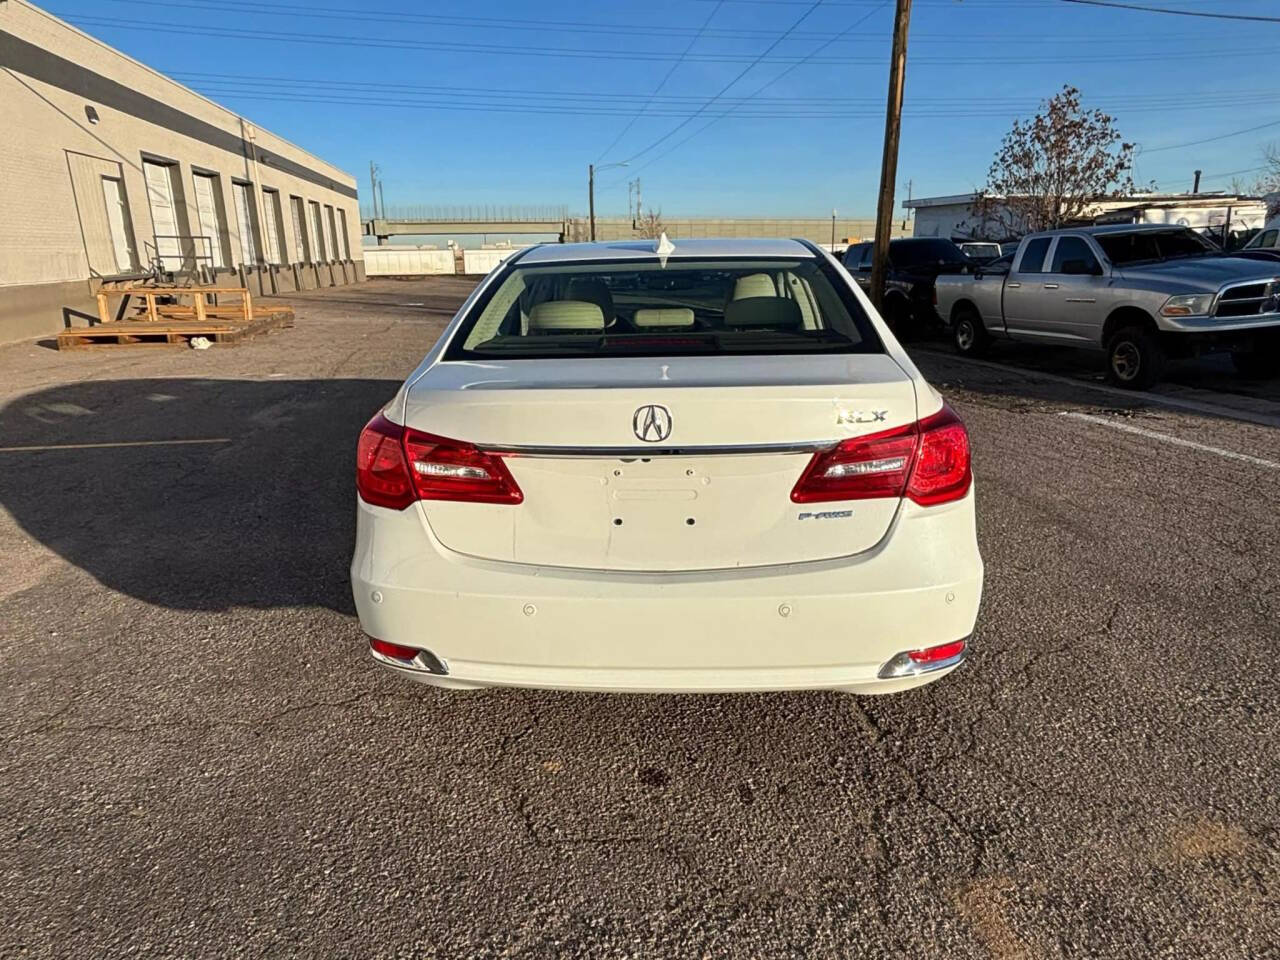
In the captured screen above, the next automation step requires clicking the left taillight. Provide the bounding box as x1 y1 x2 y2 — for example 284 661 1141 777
790 402 971 507
356 412 523 509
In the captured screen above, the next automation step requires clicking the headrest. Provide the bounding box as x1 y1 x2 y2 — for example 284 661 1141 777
722 296 803 330
731 273 778 301
565 278 614 319
633 307 695 328
528 300 605 332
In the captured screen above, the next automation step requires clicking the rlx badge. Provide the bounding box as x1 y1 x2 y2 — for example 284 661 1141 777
836 408 888 425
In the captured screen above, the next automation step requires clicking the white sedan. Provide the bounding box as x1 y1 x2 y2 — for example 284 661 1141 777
351 237 982 694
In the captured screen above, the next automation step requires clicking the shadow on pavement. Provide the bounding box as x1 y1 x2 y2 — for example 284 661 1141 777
0 377 400 613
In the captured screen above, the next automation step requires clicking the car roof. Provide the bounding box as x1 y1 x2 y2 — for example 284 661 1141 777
517 237 815 264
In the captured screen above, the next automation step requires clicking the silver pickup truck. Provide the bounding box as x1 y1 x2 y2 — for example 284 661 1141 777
932 224 1280 387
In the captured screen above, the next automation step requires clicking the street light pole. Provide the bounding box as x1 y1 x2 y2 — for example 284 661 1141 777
869 0 913 312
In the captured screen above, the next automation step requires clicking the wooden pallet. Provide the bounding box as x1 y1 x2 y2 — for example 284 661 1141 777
56 312 288 350
96 284 259 326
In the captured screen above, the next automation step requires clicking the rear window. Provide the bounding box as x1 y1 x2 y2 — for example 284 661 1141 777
1247 228 1279 249
891 239 969 268
1095 228 1214 265
445 257 884 360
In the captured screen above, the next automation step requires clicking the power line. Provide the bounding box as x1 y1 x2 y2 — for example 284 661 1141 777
606 1 891 183
95 0 1244 44
160 72 1280 111
596 1 725 163
1057 0 1280 23
606 0 833 164
1142 118 1280 154
57 14 1260 66
194 83 1183 119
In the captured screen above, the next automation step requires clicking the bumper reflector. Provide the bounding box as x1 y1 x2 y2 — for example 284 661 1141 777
878 638 968 679
367 637 449 675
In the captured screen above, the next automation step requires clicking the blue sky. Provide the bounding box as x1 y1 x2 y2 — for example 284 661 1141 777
51 0 1280 218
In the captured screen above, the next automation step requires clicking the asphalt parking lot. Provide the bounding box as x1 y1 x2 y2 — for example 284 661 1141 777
2 277 1277 958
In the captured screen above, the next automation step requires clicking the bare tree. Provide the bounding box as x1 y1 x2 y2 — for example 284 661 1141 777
636 209 666 239
1254 143 1280 214
969 86 1139 239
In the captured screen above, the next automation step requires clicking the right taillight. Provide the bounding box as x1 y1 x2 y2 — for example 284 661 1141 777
356 412 523 509
356 413 416 510
790 402 971 506
906 404 971 506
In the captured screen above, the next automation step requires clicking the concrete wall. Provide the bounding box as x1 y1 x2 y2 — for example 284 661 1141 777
0 0 364 342
364 248 455 276
565 218 909 244
461 249 521 275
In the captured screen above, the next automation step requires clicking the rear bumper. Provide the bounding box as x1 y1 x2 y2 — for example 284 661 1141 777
351 492 983 694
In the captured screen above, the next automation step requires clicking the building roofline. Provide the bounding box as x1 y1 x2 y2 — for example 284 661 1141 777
11 0 355 186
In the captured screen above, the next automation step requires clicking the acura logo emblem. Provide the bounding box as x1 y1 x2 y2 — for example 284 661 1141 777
633 404 673 442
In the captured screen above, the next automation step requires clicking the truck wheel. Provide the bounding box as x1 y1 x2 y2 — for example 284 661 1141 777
884 296 916 341
1105 325 1165 389
1230 341 1280 379
952 307 989 356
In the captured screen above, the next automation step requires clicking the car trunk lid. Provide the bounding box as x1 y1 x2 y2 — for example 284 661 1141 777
402 355 918 571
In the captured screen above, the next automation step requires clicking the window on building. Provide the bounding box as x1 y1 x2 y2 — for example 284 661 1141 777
308 200 326 260
191 171 229 269
261 188 286 265
100 176 138 274
232 181 260 265
290 195 310 263
337 209 351 259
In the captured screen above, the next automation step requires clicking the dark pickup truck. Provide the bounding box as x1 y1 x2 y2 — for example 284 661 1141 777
841 238 972 336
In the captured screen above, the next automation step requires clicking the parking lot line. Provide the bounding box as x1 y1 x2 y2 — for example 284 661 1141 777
913 348 1280 430
1058 412 1280 470
0 438 232 453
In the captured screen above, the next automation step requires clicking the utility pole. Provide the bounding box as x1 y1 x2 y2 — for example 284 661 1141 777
869 0 913 312
369 162 380 219
589 164 596 242
1192 169 1202 194
378 181 386 221
832 208 837 250
588 162 629 242
635 178 642 222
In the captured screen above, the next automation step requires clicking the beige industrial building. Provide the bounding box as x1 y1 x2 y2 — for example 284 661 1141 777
0 0 364 343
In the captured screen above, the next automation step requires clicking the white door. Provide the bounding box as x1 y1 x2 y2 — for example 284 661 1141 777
143 160 181 271
325 206 340 260
308 201 325 260
262 190 283 264
232 181 257 265
191 173 226 268
290 197 308 262
100 176 136 273
337 209 351 259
